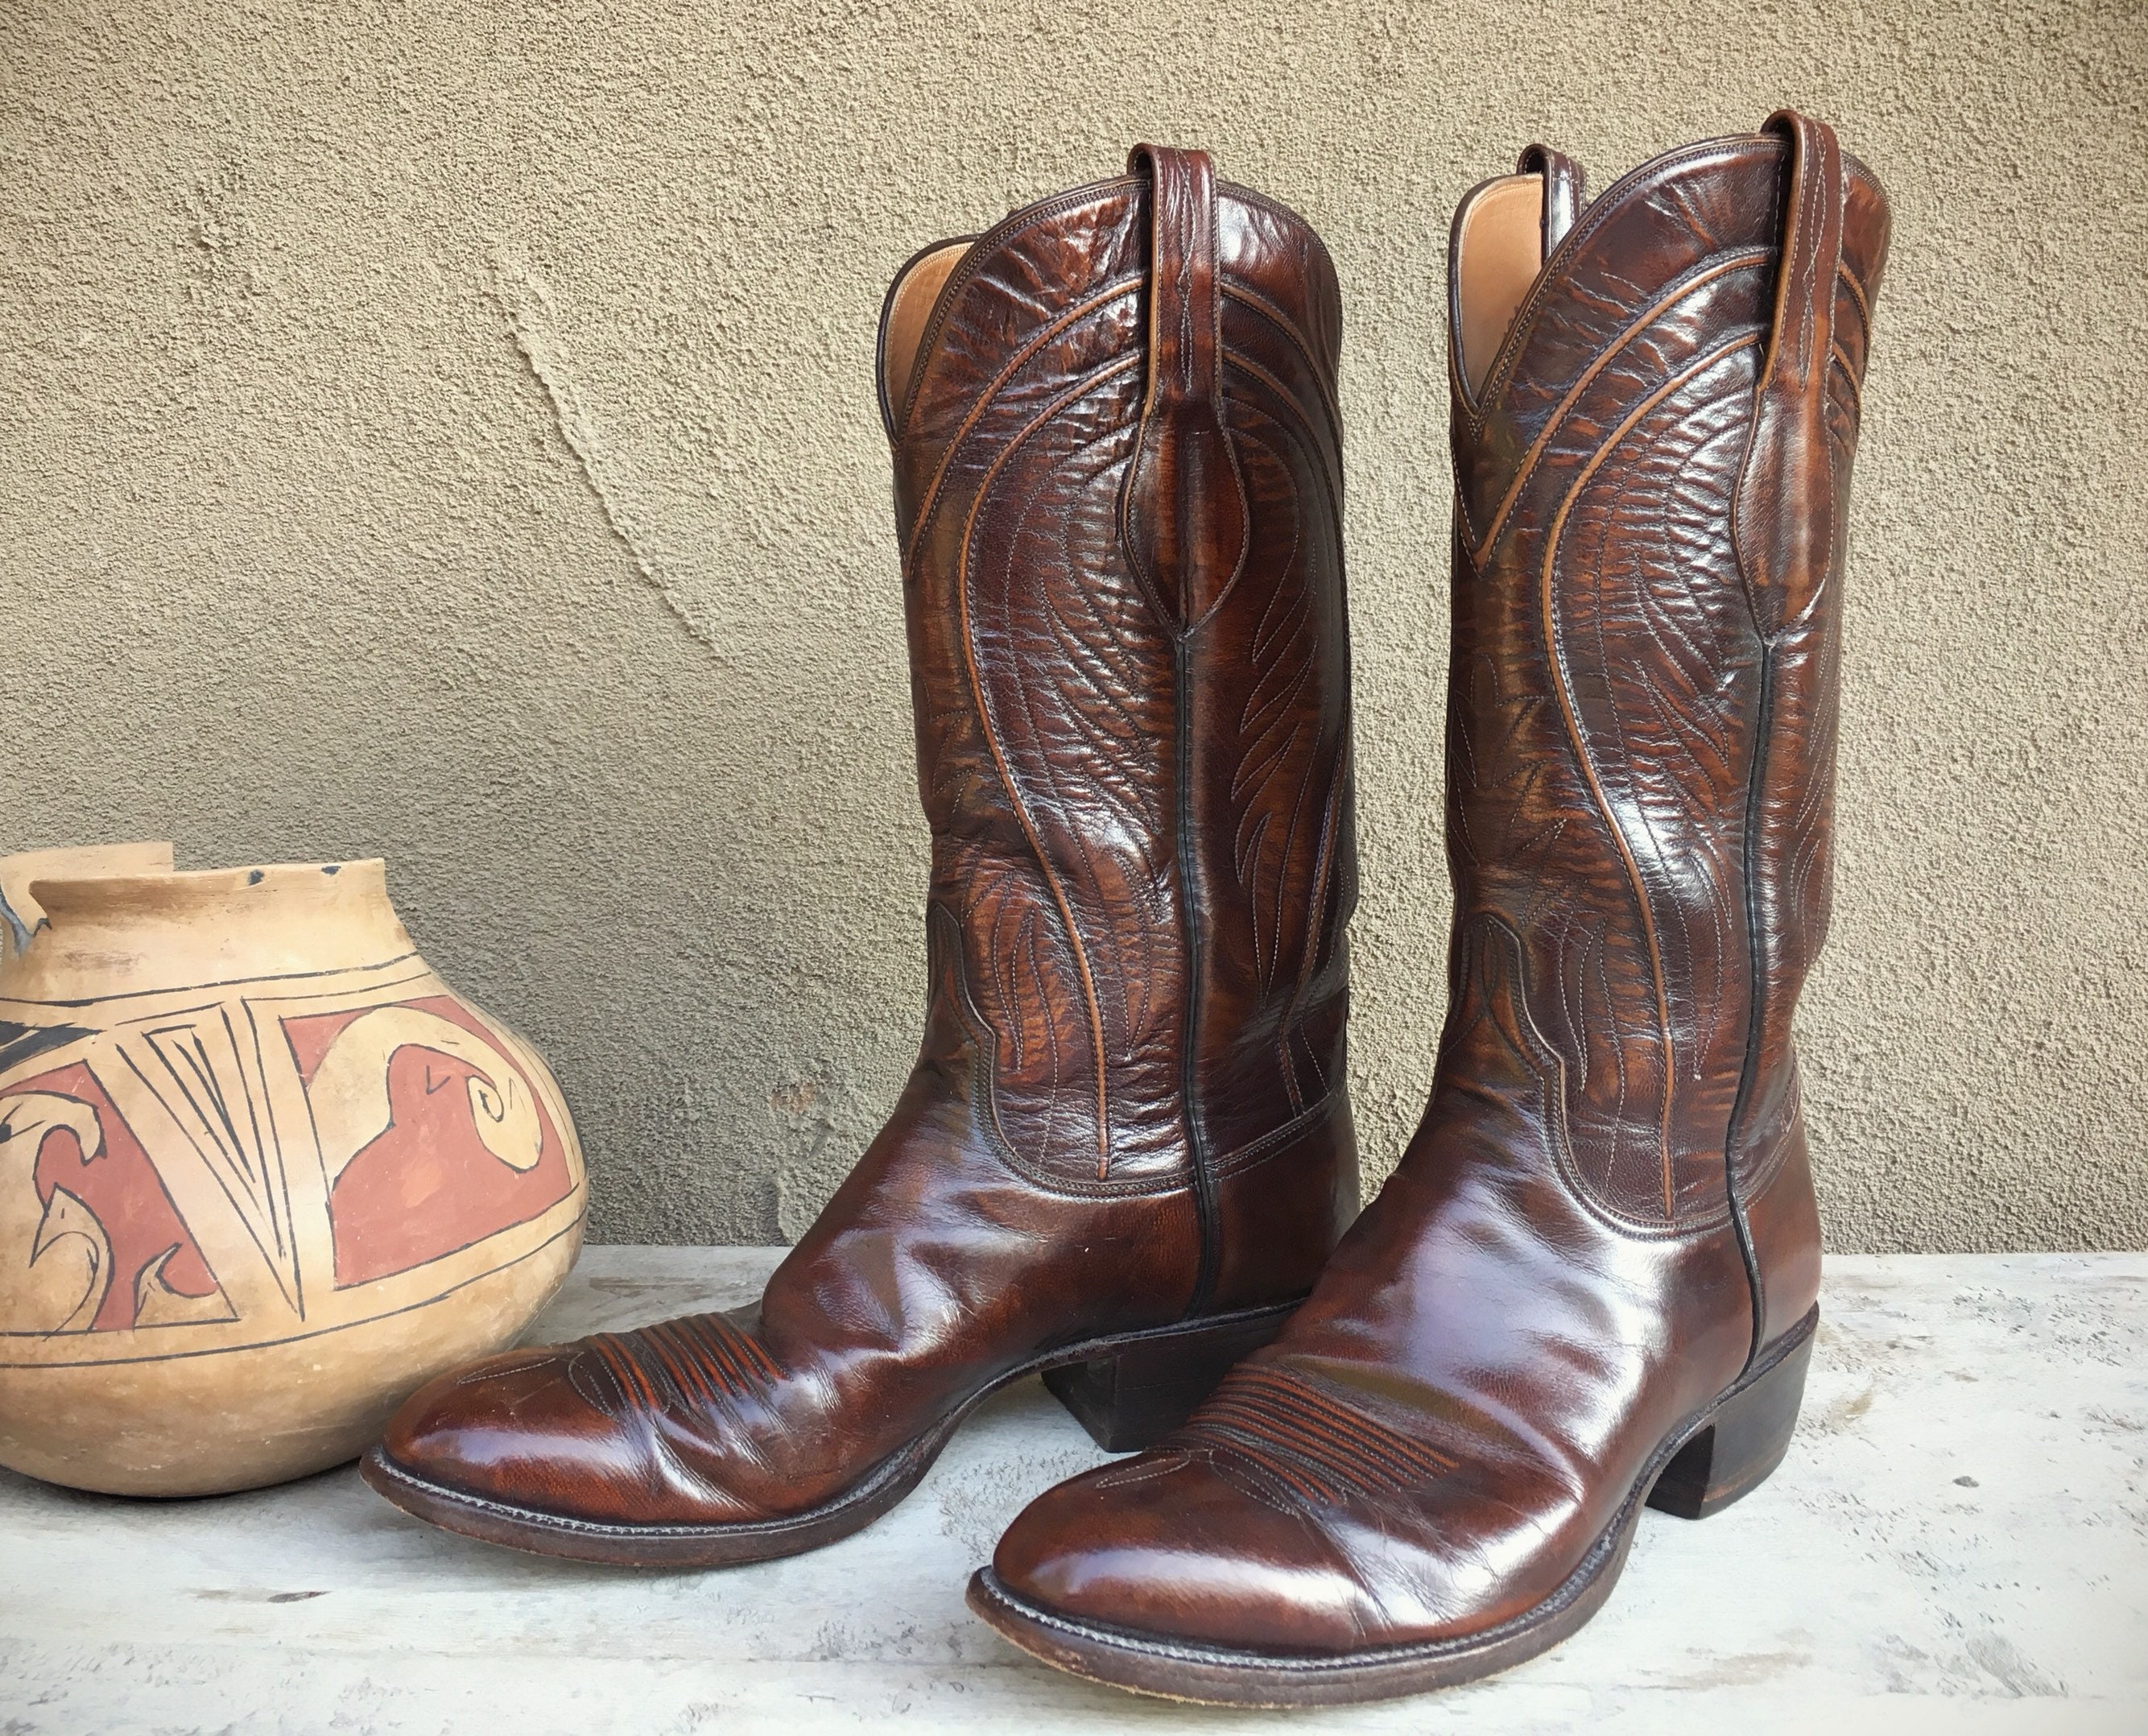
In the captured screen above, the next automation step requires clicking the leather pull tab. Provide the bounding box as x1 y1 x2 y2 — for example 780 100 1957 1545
1517 143 1585 255
1733 109 1846 641
1122 143 1250 634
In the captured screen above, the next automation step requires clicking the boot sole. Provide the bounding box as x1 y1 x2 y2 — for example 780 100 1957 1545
357 1296 1303 1569
965 1305 1819 1706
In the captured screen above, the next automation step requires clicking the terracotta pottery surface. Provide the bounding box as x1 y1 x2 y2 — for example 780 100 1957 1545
0 847 585 1495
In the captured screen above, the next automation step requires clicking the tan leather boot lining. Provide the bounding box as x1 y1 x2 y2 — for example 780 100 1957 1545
1456 175 1546 399
882 242 971 420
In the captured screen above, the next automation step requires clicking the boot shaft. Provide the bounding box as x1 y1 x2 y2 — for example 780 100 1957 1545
1443 115 1890 1230
880 155 1356 1209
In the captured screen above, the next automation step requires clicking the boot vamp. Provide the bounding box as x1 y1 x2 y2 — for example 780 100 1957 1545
994 1412 1590 1651
380 1079 1207 1527
995 1114 1756 1651
378 1315 790 1526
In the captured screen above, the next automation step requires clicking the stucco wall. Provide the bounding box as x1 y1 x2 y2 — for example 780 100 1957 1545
2 1 2142 1252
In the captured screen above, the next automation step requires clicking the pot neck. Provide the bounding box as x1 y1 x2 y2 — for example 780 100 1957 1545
1 859 419 1003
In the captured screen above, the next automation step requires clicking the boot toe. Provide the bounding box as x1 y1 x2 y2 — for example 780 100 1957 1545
378 1339 774 1527
992 1449 1383 1653
377 1345 625 1514
991 1417 1592 1658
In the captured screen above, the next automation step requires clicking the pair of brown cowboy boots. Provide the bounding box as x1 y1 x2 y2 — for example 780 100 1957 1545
362 110 1890 1706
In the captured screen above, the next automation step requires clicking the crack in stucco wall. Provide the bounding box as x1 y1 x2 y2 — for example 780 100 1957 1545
489 250 728 663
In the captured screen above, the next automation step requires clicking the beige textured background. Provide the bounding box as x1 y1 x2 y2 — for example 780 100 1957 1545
2 1 2142 1252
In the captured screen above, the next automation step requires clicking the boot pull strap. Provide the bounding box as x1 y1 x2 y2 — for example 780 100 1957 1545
1122 143 1250 634
1517 143 1584 256
1733 108 1847 642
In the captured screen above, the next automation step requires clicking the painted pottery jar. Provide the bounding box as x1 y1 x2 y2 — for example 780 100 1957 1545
0 845 585 1494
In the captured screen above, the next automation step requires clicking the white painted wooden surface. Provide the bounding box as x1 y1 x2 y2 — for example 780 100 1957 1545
2 1247 2142 1734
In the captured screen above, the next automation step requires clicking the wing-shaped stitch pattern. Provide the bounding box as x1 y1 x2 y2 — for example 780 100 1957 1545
1172 1365 1458 1509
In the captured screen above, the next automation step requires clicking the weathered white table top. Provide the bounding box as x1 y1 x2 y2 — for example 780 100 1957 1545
2 1247 2142 1734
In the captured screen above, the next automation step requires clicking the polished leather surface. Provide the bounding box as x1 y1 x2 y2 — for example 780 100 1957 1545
992 113 1889 1651
374 150 1361 1532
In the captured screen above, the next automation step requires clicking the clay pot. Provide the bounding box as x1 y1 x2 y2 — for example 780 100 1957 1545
0 847 585 1495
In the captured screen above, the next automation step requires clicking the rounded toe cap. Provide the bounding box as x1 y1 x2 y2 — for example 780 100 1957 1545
992 1449 1382 1654
376 1343 641 1518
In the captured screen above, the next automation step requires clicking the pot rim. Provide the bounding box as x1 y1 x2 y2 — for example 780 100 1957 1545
27 858 390 909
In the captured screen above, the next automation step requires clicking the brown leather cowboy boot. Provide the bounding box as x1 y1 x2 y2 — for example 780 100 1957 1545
361 147 1361 1565
972 110 1890 1701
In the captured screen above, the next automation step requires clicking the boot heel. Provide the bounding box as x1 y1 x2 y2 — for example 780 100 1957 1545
1646 1317 1815 1520
1043 1306 1294 1453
